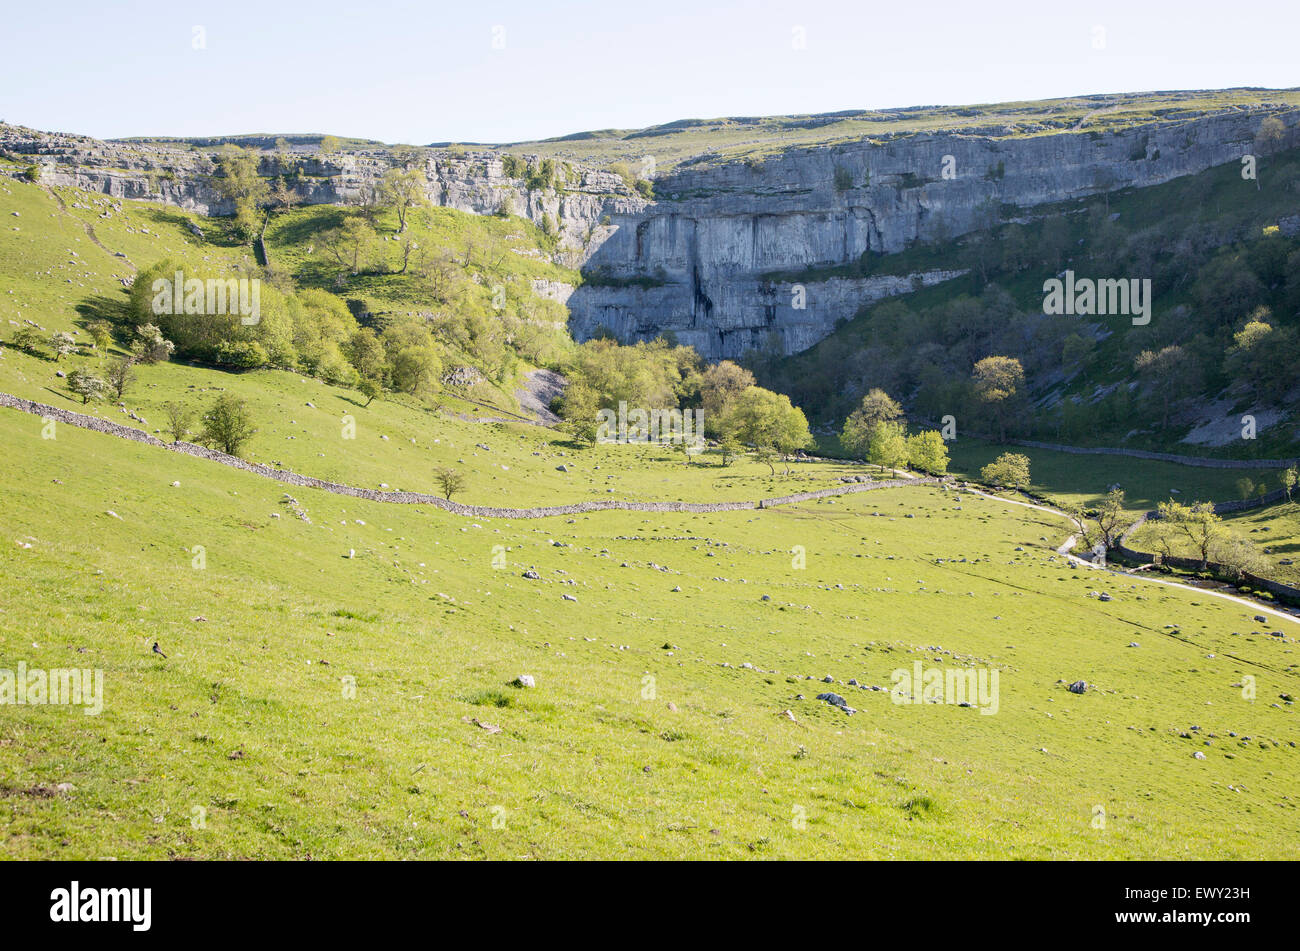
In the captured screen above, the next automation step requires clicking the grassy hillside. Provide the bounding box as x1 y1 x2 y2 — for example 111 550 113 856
3 172 1299 861
2 409 1297 859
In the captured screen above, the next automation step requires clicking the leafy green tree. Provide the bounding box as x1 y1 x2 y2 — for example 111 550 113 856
319 135 342 155
199 393 258 457
720 386 812 473
105 355 136 400
866 420 909 474
841 388 903 458
1157 500 1221 569
382 323 442 396
1282 466 1298 503
434 467 466 502
1133 345 1194 428
980 452 1031 489
1069 488 1126 550
905 430 949 475
357 377 382 407
500 154 526 178
345 328 387 383
210 145 270 238
320 217 378 274
558 381 601 446
972 355 1024 442
698 360 755 433
86 320 114 351
11 326 44 354
378 167 428 233
163 401 193 442
66 368 108 404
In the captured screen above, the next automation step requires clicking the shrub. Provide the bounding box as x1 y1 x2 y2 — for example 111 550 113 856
199 394 258 457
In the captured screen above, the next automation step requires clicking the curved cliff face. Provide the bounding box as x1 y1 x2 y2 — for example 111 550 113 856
568 107 1300 360
6 104 1297 363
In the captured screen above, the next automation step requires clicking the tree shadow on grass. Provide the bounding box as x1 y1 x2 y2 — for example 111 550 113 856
74 293 132 329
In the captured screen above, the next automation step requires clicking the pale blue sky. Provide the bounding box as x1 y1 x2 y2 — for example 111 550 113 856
3 0 1296 143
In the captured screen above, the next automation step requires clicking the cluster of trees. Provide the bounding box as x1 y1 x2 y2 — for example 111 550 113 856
556 342 812 470
838 387 951 475
761 155 1300 445
127 260 360 381
1145 499 1269 579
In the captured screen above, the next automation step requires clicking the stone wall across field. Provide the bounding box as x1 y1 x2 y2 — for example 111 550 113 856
1 393 922 519
1112 496 1300 606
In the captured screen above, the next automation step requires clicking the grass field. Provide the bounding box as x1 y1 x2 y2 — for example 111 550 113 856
3 175 1299 861
2 408 1299 859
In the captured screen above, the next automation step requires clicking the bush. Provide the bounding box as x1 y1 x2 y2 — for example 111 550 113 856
980 452 1031 488
199 394 258 457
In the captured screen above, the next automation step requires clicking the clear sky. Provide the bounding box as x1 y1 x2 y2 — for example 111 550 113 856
2 0 1296 144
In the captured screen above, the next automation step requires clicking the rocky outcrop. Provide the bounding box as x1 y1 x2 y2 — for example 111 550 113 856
568 105 1300 359
7 103 1298 362
0 124 645 261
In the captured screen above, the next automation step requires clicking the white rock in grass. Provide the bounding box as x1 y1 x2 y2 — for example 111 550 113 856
515 675 536 688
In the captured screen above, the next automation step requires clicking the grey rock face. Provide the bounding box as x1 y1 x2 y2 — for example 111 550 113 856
567 107 1299 359
8 106 1296 364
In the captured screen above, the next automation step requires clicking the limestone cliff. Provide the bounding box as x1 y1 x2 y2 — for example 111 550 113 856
5 102 1297 362
568 106 1300 359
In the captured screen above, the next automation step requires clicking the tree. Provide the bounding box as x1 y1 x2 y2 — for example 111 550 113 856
345 328 387 383
50 331 77 362
210 145 270 238
66 368 108 404
163 401 193 442
1133 345 1193 428
1069 488 1126 550
866 420 909 474
698 360 755 431
132 324 174 365
319 135 342 155
905 430 949 475
434 467 466 502
720 386 812 473
1157 500 1221 569
841 388 904 457
357 377 382 407
378 167 428 233
972 356 1024 442
980 452 1031 489
11 326 44 355
86 320 114 351
105 355 136 400
1255 116 1286 155
320 218 378 274
1210 535 1266 580
1282 466 1298 503
558 381 601 446
717 436 741 467
199 393 258 457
